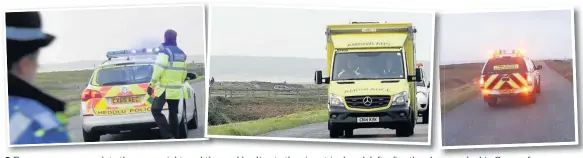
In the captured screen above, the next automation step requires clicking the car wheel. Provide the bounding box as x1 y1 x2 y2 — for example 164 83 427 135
529 93 537 104
177 104 188 139
396 111 415 137
187 94 198 130
421 105 429 124
82 130 100 142
328 121 342 138
536 80 541 93
486 97 497 107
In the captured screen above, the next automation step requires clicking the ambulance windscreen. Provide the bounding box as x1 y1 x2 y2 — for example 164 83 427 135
94 65 153 86
331 51 405 81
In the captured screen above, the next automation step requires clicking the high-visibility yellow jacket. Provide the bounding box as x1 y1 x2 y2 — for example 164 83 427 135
149 46 188 100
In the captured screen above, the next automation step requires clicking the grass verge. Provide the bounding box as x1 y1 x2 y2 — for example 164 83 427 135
64 101 81 118
544 60 573 83
208 109 328 136
188 76 205 84
440 84 479 115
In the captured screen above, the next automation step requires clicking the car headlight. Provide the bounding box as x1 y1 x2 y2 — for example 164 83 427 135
416 91 426 98
392 91 409 106
328 93 344 107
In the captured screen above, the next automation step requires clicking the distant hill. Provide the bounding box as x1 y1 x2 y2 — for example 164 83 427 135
39 54 205 72
210 55 431 83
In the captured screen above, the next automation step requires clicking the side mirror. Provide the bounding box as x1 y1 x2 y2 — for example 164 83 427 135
427 82 430 88
186 72 197 80
412 68 423 82
314 70 330 84
408 68 423 82
536 65 543 70
314 70 323 84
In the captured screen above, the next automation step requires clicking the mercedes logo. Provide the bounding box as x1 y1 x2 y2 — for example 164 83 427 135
121 87 129 94
362 96 373 106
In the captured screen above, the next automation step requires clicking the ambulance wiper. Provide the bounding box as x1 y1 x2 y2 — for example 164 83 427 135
343 77 377 80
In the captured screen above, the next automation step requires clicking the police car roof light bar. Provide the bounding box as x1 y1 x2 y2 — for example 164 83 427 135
106 47 165 60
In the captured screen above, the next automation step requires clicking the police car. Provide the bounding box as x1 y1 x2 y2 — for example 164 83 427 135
80 47 199 142
479 49 542 106
415 63 430 124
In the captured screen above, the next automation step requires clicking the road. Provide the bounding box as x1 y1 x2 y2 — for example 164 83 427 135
442 63 576 146
67 82 206 142
261 117 429 142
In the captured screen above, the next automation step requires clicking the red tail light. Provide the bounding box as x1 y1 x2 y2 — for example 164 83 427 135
82 89 102 101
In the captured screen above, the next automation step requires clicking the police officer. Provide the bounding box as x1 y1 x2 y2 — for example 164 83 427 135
7 12 70 144
149 29 188 139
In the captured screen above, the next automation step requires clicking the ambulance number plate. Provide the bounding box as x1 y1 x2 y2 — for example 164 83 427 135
357 117 379 123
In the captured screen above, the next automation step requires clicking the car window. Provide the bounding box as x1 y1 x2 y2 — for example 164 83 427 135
482 57 527 74
416 80 425 87
92 64 153 86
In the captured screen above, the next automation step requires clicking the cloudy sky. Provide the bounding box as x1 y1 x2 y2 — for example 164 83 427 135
210 5 435 61
37 5 205 64
438 9 574 65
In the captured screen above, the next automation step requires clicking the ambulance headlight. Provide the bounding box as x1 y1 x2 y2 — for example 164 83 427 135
392 91 409 106
328 93 344 107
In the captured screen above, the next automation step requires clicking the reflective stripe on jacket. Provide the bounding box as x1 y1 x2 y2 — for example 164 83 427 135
9 96 70 145
149 46 188 100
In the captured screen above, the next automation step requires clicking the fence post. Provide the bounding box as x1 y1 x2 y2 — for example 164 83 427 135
251 89 255 98
223 89 227 98
296 90 300 104
274 90 277 102
317 90 321 102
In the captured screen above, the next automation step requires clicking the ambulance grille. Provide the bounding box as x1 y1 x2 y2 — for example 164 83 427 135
344 95 391 109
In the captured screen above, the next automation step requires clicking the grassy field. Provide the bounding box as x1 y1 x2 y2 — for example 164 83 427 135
208 109 328 136
35 63 204 118
544 59 573 83
439 63 483 114
207 81 328 135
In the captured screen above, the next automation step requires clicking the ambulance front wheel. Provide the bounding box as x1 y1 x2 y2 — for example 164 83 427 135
395 110 415 137
328 121 343 138
83 130 100 142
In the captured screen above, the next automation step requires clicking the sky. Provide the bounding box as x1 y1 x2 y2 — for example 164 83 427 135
37 5 205 64
210 6 435 61
438 10 574 65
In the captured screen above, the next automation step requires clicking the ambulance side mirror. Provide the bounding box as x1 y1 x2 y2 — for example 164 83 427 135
314 70 329 84
186 72 197 81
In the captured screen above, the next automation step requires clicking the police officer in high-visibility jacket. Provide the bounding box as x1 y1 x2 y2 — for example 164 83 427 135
7 12 71 144
149 29 188 139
